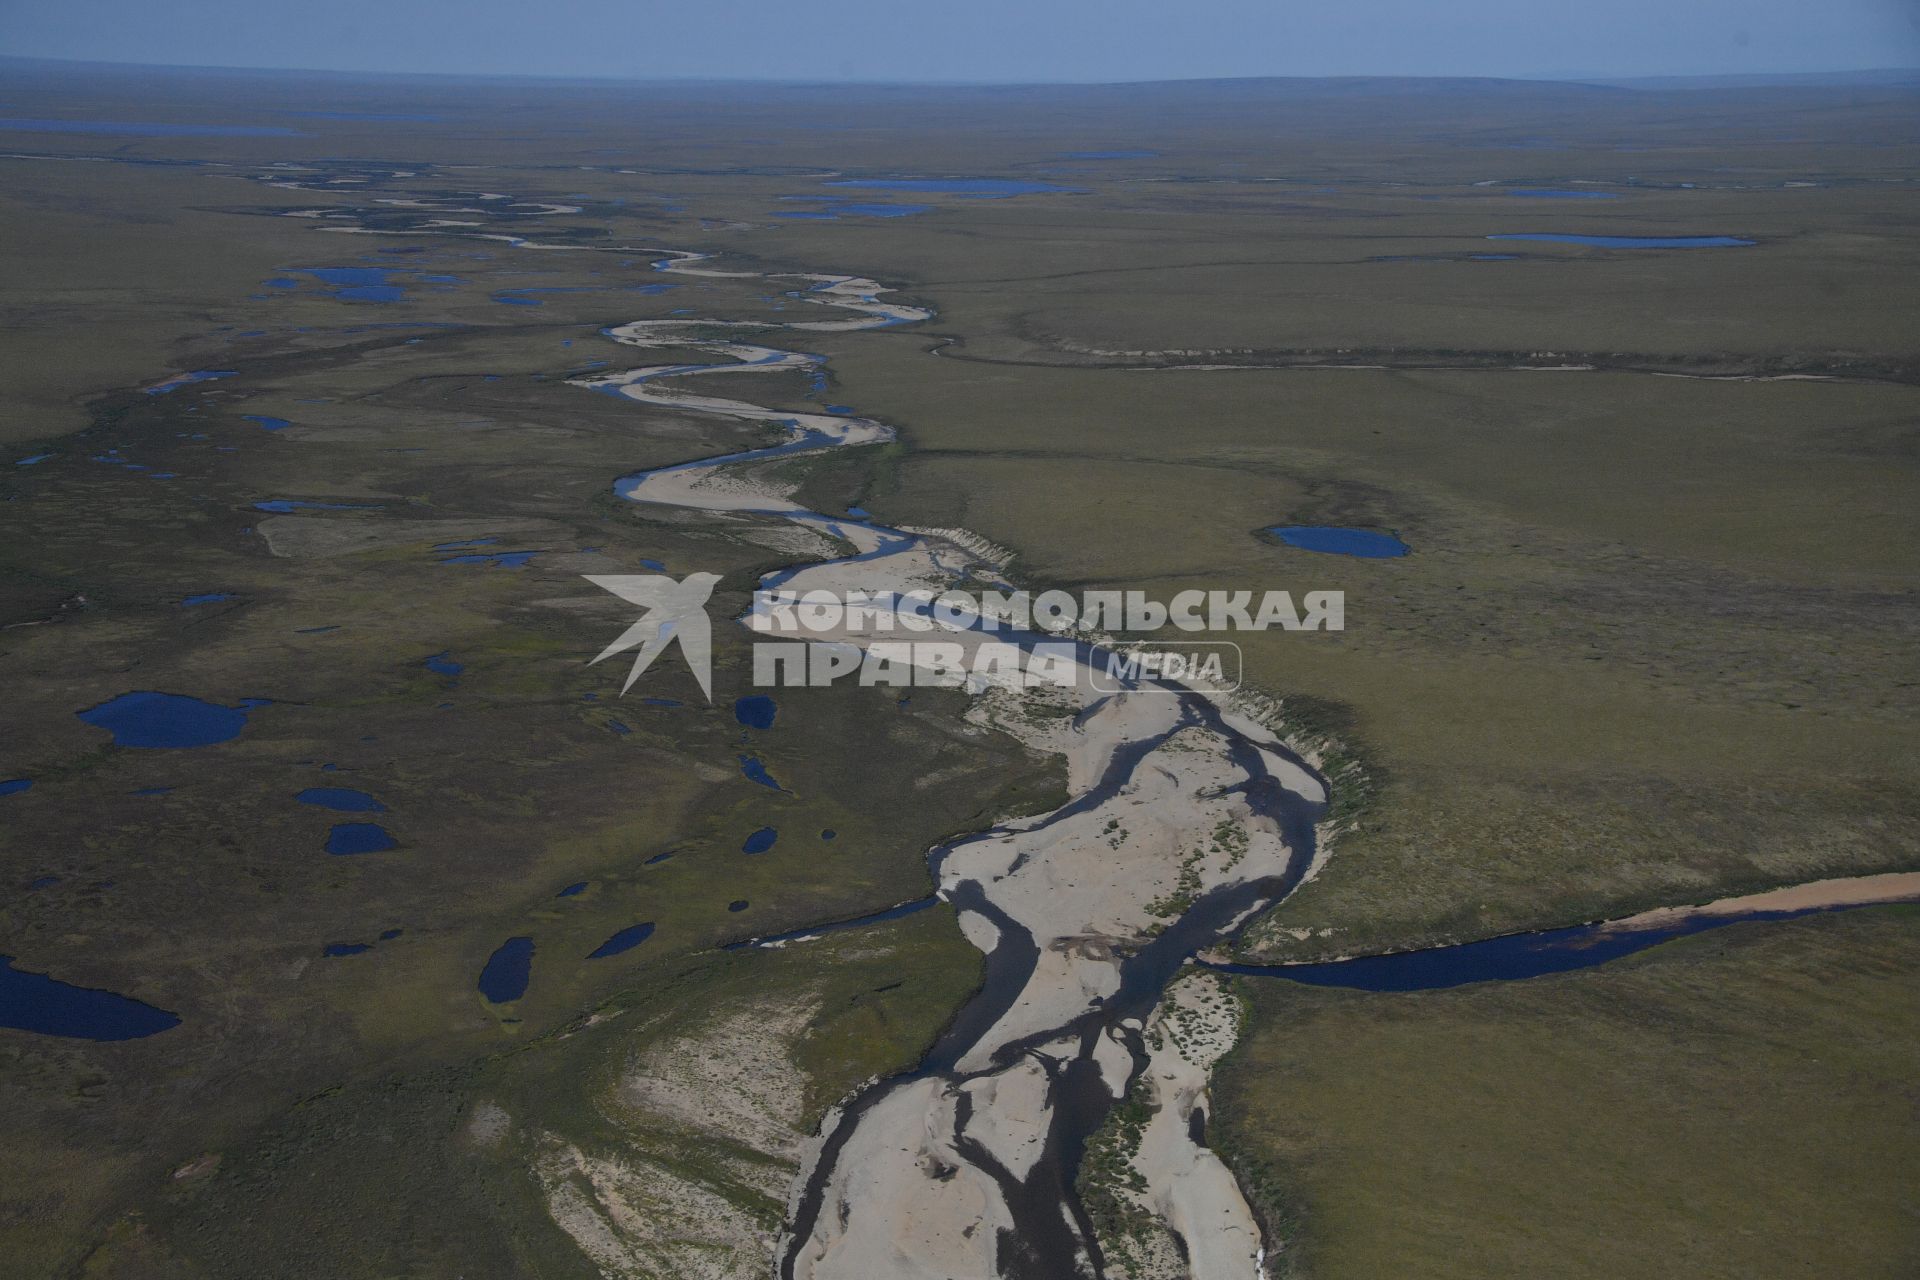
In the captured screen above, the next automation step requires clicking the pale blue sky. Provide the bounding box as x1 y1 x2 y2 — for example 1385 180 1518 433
7 0 1917 82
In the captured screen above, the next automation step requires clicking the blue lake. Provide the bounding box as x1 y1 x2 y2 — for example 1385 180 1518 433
739 756 784 790
821 829 836 840
254 499 379 512
324 942 372 957
557 881 589 897
298 787 385 813
1268 526 1410 558
734 695 778 729
243 415 291 431
0 955 182 1039
742 827 779 855
478 937 534 1003
588 923 656 958
823 178 1082 198
728 899 750 912
326 823 397 855
0 779 31 797
0 118 297 137
439 550 538 568
303 268 409 303
16 453 54 466
835 202 931 217
1487 233 1753 248
77 692 265 748
180 593 232 607
424 652 464 676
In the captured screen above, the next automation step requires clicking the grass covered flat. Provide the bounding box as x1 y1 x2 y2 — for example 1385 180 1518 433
0 57 1914 1278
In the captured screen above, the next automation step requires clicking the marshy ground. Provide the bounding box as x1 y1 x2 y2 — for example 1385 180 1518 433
1 60 1915 1278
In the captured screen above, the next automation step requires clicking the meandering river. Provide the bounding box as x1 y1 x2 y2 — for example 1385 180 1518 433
575 249 1328 1279
211 166 1918 1277
106 162 1915 1276
215 164 1312 1274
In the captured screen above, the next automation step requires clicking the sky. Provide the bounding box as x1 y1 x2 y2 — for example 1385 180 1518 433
5 0 1918 83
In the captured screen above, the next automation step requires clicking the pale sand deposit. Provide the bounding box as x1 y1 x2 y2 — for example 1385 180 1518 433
1605 870 1920 932
565 253 1313 1279
258 176 1318 1278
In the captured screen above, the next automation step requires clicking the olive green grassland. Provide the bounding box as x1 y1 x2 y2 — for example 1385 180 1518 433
1 61 1915 1277
1214 906 1920 1280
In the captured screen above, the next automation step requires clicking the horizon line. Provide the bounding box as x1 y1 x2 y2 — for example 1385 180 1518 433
4 53 1918 92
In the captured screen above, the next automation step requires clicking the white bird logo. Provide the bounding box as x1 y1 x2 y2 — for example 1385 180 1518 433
584 572 723 699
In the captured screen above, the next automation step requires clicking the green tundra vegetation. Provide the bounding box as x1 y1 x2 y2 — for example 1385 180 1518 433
0 57 1913 1277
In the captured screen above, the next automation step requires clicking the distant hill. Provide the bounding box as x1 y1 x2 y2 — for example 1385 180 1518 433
1071 74 1633 98
1582 68 1920 90
3 55 1912 97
